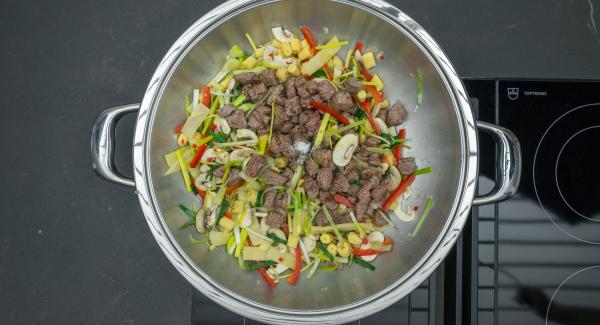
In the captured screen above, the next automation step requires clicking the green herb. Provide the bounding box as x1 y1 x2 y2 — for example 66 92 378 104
350 179 363 186
267 233 287 246
207 130 227 142
316 242 335 262
248 260 277 270
410 194 433 237
319 262 339 271
255 190 264 207
414 167 432 175
215 200 230 225
312 69 328 79
353 107 366 119
417 68 424 105
354 257 375 271
179 219 196 230
178 204 196 219
189 234 207 244
232 94 246 106
206 163 223 180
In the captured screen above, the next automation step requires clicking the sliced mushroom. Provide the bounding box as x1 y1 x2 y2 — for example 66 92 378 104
272 26 293 42
302 236 316 253
374 117 389 135
194 173 211 191
213 116 231 135
236 128 258 141
195 209 207 233
387 165 401 191
206 209 217 228
394 205 416 223
332 133 359 167
367 231 385 243
203 147 229 164
230 148 256 162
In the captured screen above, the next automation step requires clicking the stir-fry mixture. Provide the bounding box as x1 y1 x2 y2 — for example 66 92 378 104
164 25 432 287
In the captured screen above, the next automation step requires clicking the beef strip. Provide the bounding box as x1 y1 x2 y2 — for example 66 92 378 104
373 212 388 226
306 79 319 94
311 149 332 167
284 96 301 117
319 192 338 210
285 77 297 98
242 82 268 102
370 185 388 203
247 108 270 134
354 202 369 222
218 104 236 117
227 168 242 185
317 80 337 101
262 190 276 208
245 154 267 178
268 133 292 155
316 168 333 190
273 192 288 209
303 177 320 200
315 211 328 227
266 210 286 228
333 211 352 224
259 69 279 87
398 157 418 175
365 136 381 147
276 121 295 134
262 169 289 186
343 77 363 94
266 84 285 106
332 173 350 193
295 77 311 98
305 159 319 178
224 110 247 129
385 100 407 126
304 112 321 137
234 72 259 84
213 165 226 179
330 92 354 112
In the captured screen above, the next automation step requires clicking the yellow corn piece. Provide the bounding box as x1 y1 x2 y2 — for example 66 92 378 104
175 148 192 192
362 51 377 69
243 56 257 69
276 67 289 81
380 99 389 109
219 217 235 232
255 47 264 57
272 39 281 48
371 74 384 91
298 47 312 61
290 37 301 53
281 42 292 56
347 232 362 245
326 243 338 256
337 240 352 258
287 233 299 248
245 188 258 204
196 135 214 147
300 39 309 49
287 63 300 76
219 74 232 89
357 90 367 102
320 233 335 245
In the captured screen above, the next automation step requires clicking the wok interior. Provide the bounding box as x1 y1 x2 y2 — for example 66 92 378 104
148 0 464 311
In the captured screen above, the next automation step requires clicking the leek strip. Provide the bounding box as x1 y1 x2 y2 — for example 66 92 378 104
377 209 396 229
315 41 348 50
176 148 192 192
213 139 258 147
348 211 365 237
417 68 424 105
410 195 433 237
268 102 275 145
313 113 330 148
243 226 273 243
200 99 219 136
327 119 366 135
311 223 387 234
234 228 248 257
322 206 343 242
245 33 258 54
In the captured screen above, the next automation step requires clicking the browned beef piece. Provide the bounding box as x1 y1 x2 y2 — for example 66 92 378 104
315 211 328 226
355 147 371 164
340 159 357 174
259 69 279 87
398 157 418 175
273 105 287 125
292 131 308 148
242 82 268 102
224 110 247 129
330 92 354 112
213 165 226 179
365 136 381 147
262 169 289 186
305 112 321 137
234 72 259 84
303 177 320 200
305 159 319 178
262 190 276 207
311 149 332 167
361 167 382 181
301 94 322 109
318 80 337 101
300 110 319 125
370 185 388 203
386 100 407 126
285 77 297 98
306 79 319 94
346 168 360 182
255 105 271 115
357 186 372 204
295 77 311 98
282 167 294 182
316 168 333 190
268 132 292 155
344 77 363 94
333 173 350 193
276 121 295 134
266 84 285 106
373 212 388 226
218 104 236 117
319 192 338 210
247 109 270 135
291 114 300 124
284 96 301 116
245 154 267 178
273 192 288 208
333 211 352 224
355 202 369 222
266 210 286 228
368 152 381 165
346 184 360 199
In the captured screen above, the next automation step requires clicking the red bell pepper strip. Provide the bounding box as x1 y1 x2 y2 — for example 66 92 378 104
383 237 394 246
382 173 416 212
226 181 245 195
309 101 350 125
333 193 355 208
359 64 373 81
224 211 233 219
188 144 208 169
198 190 206 200
357 100 381 135
366 85 384 103
287 246 302 286
393 129 406 160
257 267 277 288
352 247 381 256
201 86 211 107
354 41 364 53
300 25 318 54
174 122 185 134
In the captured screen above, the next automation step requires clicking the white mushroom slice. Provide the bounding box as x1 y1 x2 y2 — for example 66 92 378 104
195 209 207 233
271 26 293 42
394 204 416 222
387 166 401 191
259 217 270 235
194 173 211 191
206 209 217 228
203 147 229 164
213 116 231 135
302 236 316 253
374 117 389 135
367 231 385 243
236 128 258 141
332 133 359 167
358 243 378 262
230 148 256 162
263 46 292 67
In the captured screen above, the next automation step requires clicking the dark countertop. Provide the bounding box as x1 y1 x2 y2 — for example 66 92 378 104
1 0 598 324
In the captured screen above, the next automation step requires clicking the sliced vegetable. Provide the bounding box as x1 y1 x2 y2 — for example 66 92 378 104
333 193 355 208
410 195 433 237
287 246 302 285
322 206 343 242
332 133 358 167
309 100 350 125
272 26 293 42
316 241 335 262
414 167 432 175
382 173 416 212
393 129 406 160
299 25 317 52
248 260 277 270
257 267 277 288
313 113 331 148
245 33 258 54
301 37 341 75
353 257 376 271
201 86 211 107
365 85 384 103
315 41 348 50
417 68 424 105
176 148 193 192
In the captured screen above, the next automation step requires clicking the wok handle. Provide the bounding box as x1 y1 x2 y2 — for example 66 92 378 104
91 104 139 187
473 122 522 205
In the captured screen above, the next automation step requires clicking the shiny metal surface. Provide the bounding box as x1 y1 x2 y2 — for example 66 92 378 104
472 122 521 206
91 0 519 323
91 104 138 187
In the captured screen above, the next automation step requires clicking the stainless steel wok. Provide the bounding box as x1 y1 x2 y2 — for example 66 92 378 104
90 0 521 323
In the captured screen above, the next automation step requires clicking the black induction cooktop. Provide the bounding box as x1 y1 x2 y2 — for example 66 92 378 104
191 79 600 325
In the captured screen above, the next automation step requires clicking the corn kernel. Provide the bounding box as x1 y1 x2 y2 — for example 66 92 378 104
383 150 396 166
320 233 335 245
290 37 301 53
177 134 188 146
298 47 312 61
337 240 352 258
274 157 288 168
242 56 257 69
371 74 384 91
287 233 300 248
359 133 366 144
219 75 232 89
326 243 338 256
276 67 289 81
219 217 235 232
380 99 389 109
332 55 344 68
347 232 362 246
272 39 281 48
362 52 377 70
300 39 309 49
281 42 293 57
287 63 300 76
255 47 264 57
357 90 367 102
232 200 245 214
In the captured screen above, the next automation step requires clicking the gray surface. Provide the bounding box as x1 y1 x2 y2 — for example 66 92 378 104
0 0 598 324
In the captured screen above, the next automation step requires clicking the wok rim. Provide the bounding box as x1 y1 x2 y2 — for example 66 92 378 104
132 0 478 323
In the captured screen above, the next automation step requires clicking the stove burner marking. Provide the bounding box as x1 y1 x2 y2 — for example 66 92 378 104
546 265 600 325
